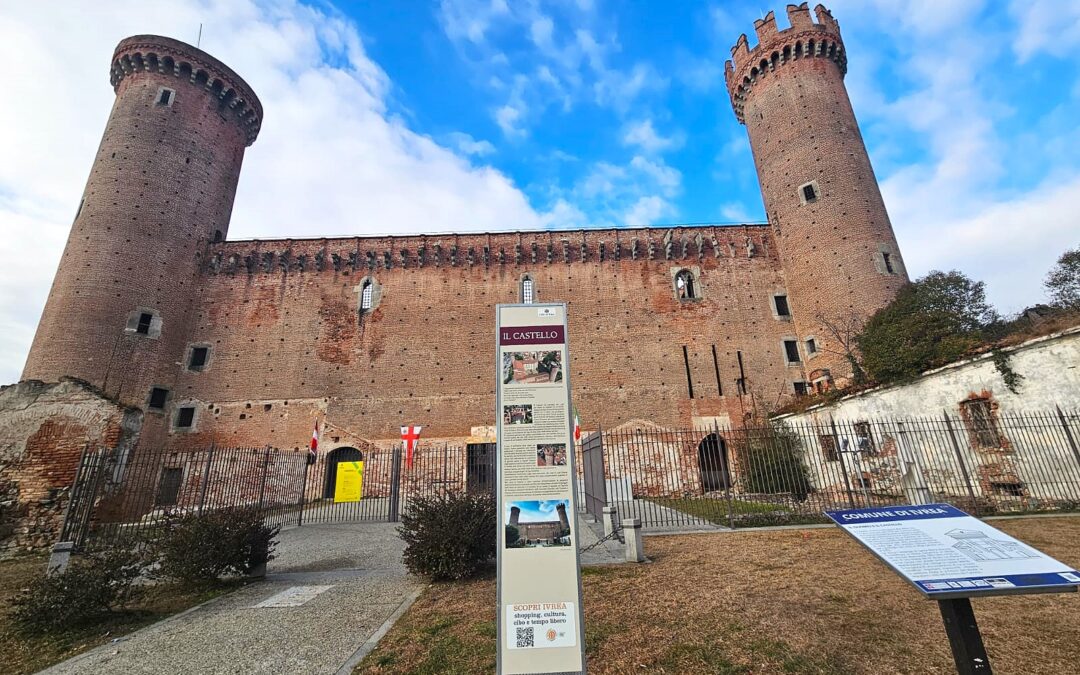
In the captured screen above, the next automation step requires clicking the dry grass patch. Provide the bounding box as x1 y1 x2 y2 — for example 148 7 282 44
358 516 1080 674
0 554 237 675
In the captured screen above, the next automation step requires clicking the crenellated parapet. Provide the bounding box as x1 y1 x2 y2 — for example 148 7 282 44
724 3 846 124
202 224 776 276
110 35 262 145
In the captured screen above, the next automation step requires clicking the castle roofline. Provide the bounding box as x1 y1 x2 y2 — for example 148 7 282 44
220 221 770 245
111 35 262 145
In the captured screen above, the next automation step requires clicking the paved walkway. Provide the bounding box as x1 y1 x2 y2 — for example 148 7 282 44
43 523 422 675
42 514 624 675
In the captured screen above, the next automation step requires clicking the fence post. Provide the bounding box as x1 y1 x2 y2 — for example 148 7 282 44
389 446 403 522
297 454 310 527
1056 405 1080 471
257 445 271 511
715 420 735 529
830 417 856 509
896 421 933 505
943 412 980 516
198 443 216 516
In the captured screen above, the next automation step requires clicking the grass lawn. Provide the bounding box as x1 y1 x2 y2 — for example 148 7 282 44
357 516 1080 674
647 496 830 527
0 554 239 675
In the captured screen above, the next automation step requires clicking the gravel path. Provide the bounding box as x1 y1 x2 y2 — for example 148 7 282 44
41 523 422 675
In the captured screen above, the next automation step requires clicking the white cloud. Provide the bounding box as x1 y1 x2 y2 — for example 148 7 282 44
889 173 1080 313
622 119 684 154
494 103 526 137
438 0 510 44
624 196 675 227
0 0 551 383
629 156 681 196
1010 0 1080 61
447 131 496 156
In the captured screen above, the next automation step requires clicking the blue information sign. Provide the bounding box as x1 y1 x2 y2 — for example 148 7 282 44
825 504 1080 599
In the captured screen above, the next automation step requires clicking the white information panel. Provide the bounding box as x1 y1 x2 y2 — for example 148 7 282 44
826 504 1080 599
495 304 586 675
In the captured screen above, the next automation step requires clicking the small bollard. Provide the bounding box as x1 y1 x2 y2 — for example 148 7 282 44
622 518 644 563
602 506 618 538
47 541 74 576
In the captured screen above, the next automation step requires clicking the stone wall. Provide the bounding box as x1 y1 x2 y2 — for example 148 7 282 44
159 225 808 453
0 379 141 555
777 327 1080 506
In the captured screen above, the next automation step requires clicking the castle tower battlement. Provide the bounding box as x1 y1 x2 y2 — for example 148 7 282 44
23 36 260 410
724 4 908 386
111 36 262 145
725 4 846 124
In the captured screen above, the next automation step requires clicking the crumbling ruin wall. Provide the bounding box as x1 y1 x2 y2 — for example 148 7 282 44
0 379 142 555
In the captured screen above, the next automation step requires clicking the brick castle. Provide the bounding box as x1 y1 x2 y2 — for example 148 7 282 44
3 4 907 549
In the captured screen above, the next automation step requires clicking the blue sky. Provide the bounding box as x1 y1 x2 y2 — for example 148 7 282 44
507 499 569 523
1 1 1079 382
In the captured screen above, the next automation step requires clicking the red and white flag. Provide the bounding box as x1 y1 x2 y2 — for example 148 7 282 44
309 418 320 456
401 425 422 469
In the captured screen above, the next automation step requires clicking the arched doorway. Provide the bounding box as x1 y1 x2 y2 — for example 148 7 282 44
698 433 729 492
324 446 363 499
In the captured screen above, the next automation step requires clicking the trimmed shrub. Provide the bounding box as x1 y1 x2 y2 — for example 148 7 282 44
737 421 812 502
398 492 496 581
151 507 279 585
11 548 144 633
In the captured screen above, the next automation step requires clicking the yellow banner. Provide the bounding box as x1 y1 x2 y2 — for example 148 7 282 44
334 460 363 503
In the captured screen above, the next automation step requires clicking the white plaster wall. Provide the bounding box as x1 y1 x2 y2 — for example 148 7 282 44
779 328 1080 505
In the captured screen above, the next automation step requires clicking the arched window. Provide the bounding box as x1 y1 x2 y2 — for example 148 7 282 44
521 275 534 304
360 281 373 312
675 270 696 300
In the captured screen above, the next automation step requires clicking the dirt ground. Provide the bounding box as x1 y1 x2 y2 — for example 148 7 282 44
0 554 231 675
358 515 1080 674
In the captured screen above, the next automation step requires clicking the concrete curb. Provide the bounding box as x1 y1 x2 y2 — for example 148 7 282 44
334 583 427 675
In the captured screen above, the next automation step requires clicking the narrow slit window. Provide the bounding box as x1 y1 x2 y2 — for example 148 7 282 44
522 276 534 304
773 294 790 317
783 339 801 363
136 312 153 335
883 252 895 274
675 270 696 299
360 282 373 311
682 346 694 399
188 347 209 370
148 387 168 410
175 406 195 429
157 88 174 106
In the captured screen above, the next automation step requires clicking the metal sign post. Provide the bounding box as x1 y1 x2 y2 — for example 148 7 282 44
826 504 1079 674
495 304 586 675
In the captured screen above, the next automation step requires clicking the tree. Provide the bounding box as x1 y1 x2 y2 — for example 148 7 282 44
1045 247 1080 309
857 271 998 383
815 311 869 385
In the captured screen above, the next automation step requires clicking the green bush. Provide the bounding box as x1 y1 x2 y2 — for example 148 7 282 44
737 421 812 501
151 507 279 585
398 492 496 581
11 548 143 633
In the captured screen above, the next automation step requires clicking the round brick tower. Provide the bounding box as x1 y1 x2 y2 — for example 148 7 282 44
725 4 907 386
22 36 261 405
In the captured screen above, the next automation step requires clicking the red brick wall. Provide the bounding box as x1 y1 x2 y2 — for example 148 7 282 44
726 4 908 384
0 380 141 554
22 36 259 412
161 226 809 452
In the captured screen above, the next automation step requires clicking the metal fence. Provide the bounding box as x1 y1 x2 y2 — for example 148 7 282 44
60 442 495 553
582 409 1080 531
